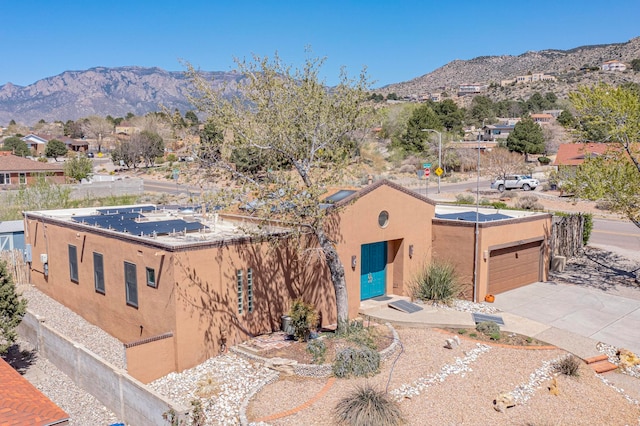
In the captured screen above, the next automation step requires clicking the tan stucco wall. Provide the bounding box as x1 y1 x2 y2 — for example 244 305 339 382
26 219 177 344
329 184 435 317
125 336 176 383
170 240 335 372
432 214 551 302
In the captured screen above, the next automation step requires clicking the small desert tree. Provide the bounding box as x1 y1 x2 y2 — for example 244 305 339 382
568 83 640 227
0 258 27 354
64 157 93 182
506 116 545 159
481 146 526 179
187 53 373 331
2 136 30 157
45 139 68 160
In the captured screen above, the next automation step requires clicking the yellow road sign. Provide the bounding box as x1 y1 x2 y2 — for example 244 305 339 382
435 167 443 176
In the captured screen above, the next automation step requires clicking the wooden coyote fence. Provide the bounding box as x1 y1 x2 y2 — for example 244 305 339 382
550 214 587 259
0 249 28 285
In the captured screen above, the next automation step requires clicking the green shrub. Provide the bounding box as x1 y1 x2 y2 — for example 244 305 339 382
166 153 178 163
288 299 318 342
334 384 404 426
469 332 477 338
333 346 380 378
538 156 551 165
306 339 327 364
476 321 500 336
491 201 507 209
335 320 377 350
457 329 467 335
455 194 475 204
409 261 461 302
489 332 501 341
582 213 593 245
514 195 543 210
555 355 581 376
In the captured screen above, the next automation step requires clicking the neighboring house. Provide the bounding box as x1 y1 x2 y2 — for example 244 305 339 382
500 72 556 86
458 83 487 96
601 60 627 71
59 135 89 152
0 152 65 188
21 134 48 155
23 180 550 382
542 109 564 118
115 122 138 136
531 113 554 124
0 358 70 425
481 124 515 141
0 220 25 252
553 143 610 167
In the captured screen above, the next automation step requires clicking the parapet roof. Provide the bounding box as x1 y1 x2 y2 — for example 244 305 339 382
24 204 285 248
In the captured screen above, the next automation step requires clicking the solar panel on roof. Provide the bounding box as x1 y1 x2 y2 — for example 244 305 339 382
97 205 156 215
72 212 208 236
324 190 357 204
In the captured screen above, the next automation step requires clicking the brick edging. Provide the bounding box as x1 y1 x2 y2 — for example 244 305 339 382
253 377 337 423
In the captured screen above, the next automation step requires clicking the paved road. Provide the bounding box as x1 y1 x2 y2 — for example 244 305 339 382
591 218 640 253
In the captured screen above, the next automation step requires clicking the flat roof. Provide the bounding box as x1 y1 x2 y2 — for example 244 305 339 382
435 204 547 222
24 204 286 248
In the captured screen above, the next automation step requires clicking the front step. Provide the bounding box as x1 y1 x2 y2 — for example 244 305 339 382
584 354 618 374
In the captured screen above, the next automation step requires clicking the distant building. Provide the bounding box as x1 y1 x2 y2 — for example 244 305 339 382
530 113 554 124
553 143 610 167
601 60 627 71
500 73 556 86
458 83 487 96
481 123 515 141
0 220 24 252
542 109 564 118
0 152 65 188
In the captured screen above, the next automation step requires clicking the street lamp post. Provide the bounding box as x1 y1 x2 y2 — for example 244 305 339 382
421 129 442 193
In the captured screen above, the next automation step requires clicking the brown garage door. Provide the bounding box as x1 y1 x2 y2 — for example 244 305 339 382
488 240 542 294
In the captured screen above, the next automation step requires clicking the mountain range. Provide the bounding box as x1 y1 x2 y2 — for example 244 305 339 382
1 37 639 125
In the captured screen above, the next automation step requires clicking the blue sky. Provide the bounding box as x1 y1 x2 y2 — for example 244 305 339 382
2 0 639 89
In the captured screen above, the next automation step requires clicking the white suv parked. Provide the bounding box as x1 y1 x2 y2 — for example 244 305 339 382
491 174 539 192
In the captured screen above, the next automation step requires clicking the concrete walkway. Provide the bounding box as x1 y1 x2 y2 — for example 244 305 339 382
492 281 640 356
359 286 640 360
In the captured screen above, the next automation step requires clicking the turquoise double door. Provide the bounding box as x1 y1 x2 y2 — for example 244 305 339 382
360 241 387 300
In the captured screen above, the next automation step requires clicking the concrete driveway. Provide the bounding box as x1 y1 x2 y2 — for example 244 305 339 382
491 280 640 355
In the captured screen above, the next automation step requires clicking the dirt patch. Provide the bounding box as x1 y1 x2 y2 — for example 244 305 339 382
257 324 394 364
439 328 552 347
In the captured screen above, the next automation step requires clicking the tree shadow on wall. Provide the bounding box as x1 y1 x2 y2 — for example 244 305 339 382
172 233 335 356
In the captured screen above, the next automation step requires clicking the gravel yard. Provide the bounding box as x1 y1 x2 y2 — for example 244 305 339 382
247 327 640 425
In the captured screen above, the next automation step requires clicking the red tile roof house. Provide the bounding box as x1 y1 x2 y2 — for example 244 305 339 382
553 142 610 167
0 358 69 425
0 152 65 188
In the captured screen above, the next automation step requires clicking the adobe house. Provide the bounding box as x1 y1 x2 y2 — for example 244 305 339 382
0 152 65 188
23 180 549 382
553 142 609 168
432 205 551 301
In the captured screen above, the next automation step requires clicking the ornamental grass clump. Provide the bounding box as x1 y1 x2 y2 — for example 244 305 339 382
555 355 581 377
306 339 327 364
334 384 404 426
409 261 461 302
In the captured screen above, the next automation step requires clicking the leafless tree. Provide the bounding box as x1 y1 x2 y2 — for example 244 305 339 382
481 147 527 178
81 116 114 152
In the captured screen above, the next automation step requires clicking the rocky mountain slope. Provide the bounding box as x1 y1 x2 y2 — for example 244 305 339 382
0 66 243 125
381 37 640 100
2 37 639 125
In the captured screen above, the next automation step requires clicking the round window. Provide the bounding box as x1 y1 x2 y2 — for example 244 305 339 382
378 210 389 228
